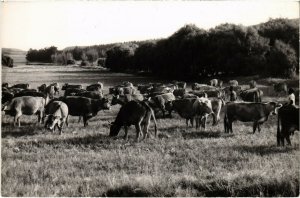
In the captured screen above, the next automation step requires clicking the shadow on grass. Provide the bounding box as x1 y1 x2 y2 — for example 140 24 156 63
1 124 42 138
182 130 234 140
232 144 298 156
104 185 152 197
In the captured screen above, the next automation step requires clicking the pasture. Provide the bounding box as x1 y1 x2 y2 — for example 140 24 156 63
1 65 299 196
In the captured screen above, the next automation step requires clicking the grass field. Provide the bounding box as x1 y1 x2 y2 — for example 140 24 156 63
1 65 299 196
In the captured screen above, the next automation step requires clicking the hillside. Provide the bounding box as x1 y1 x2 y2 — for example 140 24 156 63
2 48 27 65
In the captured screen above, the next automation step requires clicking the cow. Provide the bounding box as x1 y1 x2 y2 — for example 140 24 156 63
86 82 104 92
193 97 214 130
49 83 60 95
192 83 218 91
2 91 14 105
61 96 110 127
109 100 157 141
122 81 134 88
148 93 176 118
2 96 48 127
11 83 30 89
171 98 197 127
137 84 153 94
277 104 299 146
111 94 144 106
64 88 86 97
273 83 288 95
210 97 225 125
173 88 186 98
249 80 257 88
7 88 24 94
38 84 47 93
75 91 103 99
45 86 55 99
44 101 69 134
2 83 9 89
224 102 282 134
240 88 263 102
229 80 239 87
61 83 83 90
13 91 46 98
172 81 187 89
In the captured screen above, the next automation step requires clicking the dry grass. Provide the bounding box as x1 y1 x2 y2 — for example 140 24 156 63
1 65 299 196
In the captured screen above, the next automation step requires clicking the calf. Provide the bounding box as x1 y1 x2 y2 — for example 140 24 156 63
3 96 46 127
224 102 282 134
44 101 69 134
109 100 157 141
277 104 299 146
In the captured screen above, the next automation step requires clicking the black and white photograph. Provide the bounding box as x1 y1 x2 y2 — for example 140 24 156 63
1 0 299 196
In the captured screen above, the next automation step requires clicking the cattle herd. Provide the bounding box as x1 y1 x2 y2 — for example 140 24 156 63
1 78 299 146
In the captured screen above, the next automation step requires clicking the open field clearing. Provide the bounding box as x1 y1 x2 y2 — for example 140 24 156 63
1 65 299 196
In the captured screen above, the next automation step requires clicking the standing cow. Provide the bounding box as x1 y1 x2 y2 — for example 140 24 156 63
193 97 214 130
3 96 48 127
277 104 299 146
224 102 282 134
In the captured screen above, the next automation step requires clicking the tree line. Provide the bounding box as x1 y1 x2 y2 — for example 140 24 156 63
25 18 298 78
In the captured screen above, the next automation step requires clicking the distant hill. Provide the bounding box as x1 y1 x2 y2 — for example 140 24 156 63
2 48 27 65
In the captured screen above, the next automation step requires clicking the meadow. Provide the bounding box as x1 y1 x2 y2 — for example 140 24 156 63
1 65 299 196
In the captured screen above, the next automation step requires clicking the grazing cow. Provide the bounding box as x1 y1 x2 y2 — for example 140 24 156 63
61 83 83 90
240 88 263 102
193 97 214 130
2 91 14 105
111 94 144 106
210 97 225 125
38 84 47 93
64 88 86 97
229 80 239 87
13 91 46 98
224 102 282 134
277 104 299 146
249 80 257 88
44 101 69 134
171 98 197 127
109 100 157 141
49 83 60 95
75 91 103 99
148 93 176 118
173 88 186 98
273 83 288 94
2 96 47 127
11 83 30 89
62 96 110 127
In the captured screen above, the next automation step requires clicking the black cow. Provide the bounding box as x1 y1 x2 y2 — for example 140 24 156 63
11 83 30 89
109 100 157 141
13 91 46 98
224 102 282 134
2 91 14 105
277 105 299 146
62 83 83 90
75 91 103 99
62 96 110 127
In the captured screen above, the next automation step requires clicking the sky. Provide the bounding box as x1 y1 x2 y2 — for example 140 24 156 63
0 0 299 51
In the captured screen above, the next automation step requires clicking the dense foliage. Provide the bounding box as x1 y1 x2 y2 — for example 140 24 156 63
25 18 298 77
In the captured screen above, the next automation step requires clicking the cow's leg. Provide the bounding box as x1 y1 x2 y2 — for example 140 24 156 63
253 122 257 134
135 122 142 142
229 120 233 133
83 116 88 127
143 121 150 140
37 110 43 124
190 118 194 128
195 116 199 129
124 125 128 140
78 116 81 123
186 119 189 127
66 115 69 127
224 116 228 133
59 120 65 135
201 116 207 131
285 133 292 146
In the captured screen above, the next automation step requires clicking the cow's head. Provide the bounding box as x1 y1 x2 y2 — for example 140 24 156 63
109 122 122 137
100 98 111 110
46 115 61 132
196 97 214 115
269 102 283 115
